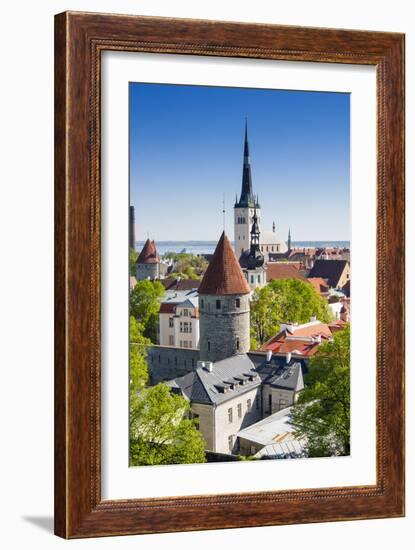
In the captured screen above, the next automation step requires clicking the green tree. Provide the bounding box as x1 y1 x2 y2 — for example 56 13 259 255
290 324 350 457
129 316 150 393
164 252 208 280
129 248 138 276
250 278 332 346
129 279 165 342
130 384 206 466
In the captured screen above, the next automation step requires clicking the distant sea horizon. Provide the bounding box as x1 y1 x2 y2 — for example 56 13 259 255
136 240 350 256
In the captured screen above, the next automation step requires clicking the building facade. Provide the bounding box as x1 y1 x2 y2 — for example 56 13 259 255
158 289 200 349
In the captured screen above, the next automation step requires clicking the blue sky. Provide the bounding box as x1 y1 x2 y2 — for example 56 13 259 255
130 83 350 242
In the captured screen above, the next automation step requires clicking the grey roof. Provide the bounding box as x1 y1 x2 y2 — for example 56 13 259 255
162 289 199 308
308 259 349 288
254 439 307 459
247 353 304 392
168 354 260 405
237 406 296 445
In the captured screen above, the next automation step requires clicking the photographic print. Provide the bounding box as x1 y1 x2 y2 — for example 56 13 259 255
129 82 351 467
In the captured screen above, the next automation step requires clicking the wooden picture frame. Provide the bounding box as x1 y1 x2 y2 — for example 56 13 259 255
54 11 405 538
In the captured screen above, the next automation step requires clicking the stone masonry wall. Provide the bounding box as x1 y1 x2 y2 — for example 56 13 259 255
199 293 250 363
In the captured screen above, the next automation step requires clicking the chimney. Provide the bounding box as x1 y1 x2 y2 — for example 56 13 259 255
286 352 292 364
205 361 213 372
266 350 272 363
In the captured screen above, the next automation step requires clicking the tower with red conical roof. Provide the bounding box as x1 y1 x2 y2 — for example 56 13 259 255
198 232 251 363
135 238 160 281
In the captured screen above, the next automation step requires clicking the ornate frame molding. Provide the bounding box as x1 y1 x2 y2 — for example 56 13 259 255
55 11 405 538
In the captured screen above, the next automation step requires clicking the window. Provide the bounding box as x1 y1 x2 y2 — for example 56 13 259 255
257 275 261 283
255 395 260 410
237 403 242 418
228 435 234 452
183 309 188 317
169 317 174 328
236 338 240 351
247 398 252 411
216 300 221 310
236 298 240 308
228 408 233 423
174 357 177 366
158 355 161 364
200 299 204 308
192 358 195 367
268 394 272 413
192 413 200 430
250 275 254 284
181 322 190 333
207 341 211 351
169 335 174 346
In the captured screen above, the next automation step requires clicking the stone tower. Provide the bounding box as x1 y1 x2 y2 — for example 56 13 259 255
198 232 251 363
234 121 261 261
129 205 136 250
135 238 160 281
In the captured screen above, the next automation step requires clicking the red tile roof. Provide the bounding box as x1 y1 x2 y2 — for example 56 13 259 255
136 238 159 264
159 303 177 314
266 263 306 282
308 277 329 294
161 278 201 291
259 320 344 357
198 232 251 295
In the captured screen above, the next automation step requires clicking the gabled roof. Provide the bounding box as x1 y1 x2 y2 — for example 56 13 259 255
168 354 260 405
256 360 304 391
266 263 306 283
161 278 201 291
308 277 330 294
258 320 335 357
308 259 349 288
198 232 250 295
136 238 159 264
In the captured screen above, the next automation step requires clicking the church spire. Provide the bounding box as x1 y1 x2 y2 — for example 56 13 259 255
236 120 256 208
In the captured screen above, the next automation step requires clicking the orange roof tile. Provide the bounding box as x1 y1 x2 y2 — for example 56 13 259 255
198 232 250 295
266 263 306 282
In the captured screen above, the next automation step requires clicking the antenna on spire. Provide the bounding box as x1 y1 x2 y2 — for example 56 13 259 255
222 193 226 233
